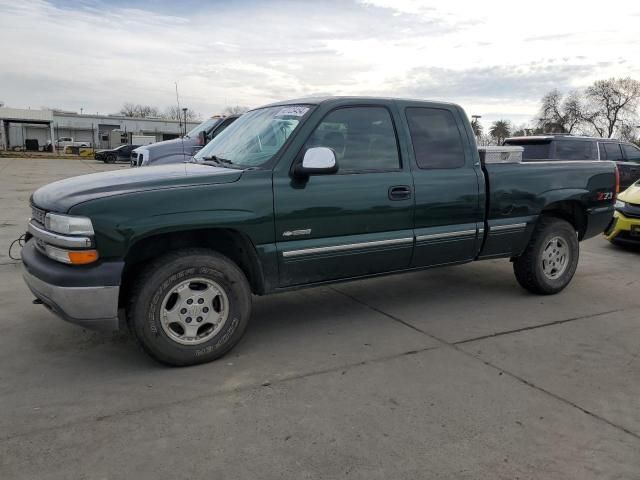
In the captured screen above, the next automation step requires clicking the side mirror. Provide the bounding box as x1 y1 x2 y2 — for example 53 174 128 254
295 147 338 177
197 130 207 146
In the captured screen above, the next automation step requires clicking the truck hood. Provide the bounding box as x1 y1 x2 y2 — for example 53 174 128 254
32 163 242 213
144 138 194 156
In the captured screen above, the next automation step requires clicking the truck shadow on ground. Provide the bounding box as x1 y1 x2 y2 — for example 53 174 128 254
20 257 635 373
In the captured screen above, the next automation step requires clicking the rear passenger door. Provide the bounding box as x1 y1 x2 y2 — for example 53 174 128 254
403 106 484 267
273 105 415 287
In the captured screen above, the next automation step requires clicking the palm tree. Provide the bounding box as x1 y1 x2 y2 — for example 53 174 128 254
471 119 483 138
489 120 512 145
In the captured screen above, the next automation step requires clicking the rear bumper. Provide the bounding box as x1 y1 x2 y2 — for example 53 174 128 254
584 206 615 240
21 239 123 331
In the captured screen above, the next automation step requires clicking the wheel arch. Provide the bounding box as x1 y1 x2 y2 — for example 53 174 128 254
540 200 587 239
118 227 266 308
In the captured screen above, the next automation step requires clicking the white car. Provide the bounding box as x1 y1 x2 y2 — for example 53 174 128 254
55 137 90 149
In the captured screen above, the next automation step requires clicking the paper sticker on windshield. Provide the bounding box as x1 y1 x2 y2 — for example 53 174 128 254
275 106 309 117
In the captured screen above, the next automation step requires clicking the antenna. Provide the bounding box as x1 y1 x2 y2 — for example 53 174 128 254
175 81 187 162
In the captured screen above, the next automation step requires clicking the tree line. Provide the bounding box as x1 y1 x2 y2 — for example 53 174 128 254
118 104 250 121
473 77 640 146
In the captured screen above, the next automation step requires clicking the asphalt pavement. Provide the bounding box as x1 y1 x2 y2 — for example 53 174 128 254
0 157 638 479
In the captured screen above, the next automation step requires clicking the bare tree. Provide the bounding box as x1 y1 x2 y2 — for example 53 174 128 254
582 77 640 138
119 102 138 117
223 105 249 115
537 89 583 134
119 103 161 118
163 106 200 121
617 124 640 143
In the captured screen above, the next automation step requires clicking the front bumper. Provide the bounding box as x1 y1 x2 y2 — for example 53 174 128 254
21 239 124 331
604 211 640 244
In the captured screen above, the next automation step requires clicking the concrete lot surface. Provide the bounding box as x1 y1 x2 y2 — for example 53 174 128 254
0 157 639 479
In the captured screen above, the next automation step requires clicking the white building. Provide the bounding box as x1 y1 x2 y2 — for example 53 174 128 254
0 107 200 151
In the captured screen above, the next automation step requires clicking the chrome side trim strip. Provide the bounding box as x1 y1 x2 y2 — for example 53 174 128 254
282 237 413 258
28 221 93 249
415 229 477 242
490 223 527 232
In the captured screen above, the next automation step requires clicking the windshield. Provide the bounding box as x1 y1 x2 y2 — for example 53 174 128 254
186 117 223 138
194 105 310 168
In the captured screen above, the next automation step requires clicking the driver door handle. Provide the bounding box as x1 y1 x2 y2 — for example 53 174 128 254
389 185 412 200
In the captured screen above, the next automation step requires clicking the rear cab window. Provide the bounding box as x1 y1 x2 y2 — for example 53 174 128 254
405 107 466 169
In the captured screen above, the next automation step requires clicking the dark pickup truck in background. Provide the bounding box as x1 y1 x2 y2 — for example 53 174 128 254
22 97 617 366
504 134 640 189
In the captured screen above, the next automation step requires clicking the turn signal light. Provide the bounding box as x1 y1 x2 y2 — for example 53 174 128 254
68 250 99 265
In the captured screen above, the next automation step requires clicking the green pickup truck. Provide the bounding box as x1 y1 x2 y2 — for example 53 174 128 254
22 97 617 365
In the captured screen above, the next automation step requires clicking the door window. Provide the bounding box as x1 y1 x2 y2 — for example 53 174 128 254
405 107 466 169
622 144 640 162
554 140 596 160
601 143 623 160
305 107 400 172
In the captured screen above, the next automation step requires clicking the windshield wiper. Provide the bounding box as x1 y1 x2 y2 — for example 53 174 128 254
200 155 233 167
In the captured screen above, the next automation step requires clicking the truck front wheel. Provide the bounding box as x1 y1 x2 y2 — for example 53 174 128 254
128 249 252 366
513 217 579 295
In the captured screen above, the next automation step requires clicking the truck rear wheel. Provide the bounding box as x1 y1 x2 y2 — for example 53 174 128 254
513 217 579 295
128 248 252 366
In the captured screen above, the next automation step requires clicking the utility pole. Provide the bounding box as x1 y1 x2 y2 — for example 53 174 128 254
182 108 188 136
175 82 182 137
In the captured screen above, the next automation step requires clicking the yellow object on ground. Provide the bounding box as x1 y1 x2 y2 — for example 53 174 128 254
79 148 95 157
605 181 640 244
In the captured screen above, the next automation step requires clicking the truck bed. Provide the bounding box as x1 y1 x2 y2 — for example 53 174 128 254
478 160 616 259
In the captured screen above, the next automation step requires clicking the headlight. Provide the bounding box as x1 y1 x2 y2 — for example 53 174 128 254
614 200 627 209
45 213 94 236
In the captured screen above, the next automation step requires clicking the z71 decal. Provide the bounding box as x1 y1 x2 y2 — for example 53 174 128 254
596 192 613 201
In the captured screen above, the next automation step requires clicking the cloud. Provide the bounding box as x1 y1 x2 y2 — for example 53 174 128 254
399 63 599 102
0 0 639 125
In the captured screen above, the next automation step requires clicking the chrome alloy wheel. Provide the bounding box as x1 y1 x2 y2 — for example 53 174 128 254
541 236 569 280
160 277 229 346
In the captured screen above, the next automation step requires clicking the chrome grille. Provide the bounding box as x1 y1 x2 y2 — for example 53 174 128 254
31 205 46 226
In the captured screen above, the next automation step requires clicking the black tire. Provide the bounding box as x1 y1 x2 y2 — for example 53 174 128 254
106 154 116 163
513 216 579 295
128 248 252 366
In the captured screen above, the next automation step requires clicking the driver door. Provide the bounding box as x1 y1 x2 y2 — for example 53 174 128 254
273 106 415 287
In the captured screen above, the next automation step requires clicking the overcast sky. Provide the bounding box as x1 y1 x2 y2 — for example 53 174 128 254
1 0 639 127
